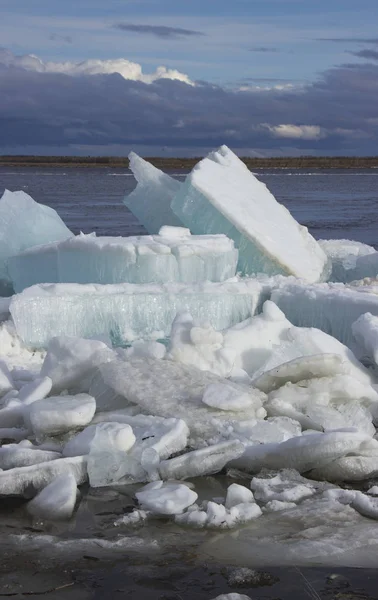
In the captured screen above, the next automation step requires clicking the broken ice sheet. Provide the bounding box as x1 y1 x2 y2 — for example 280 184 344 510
171 145 327 281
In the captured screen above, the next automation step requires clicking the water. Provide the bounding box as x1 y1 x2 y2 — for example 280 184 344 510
1 167 378 247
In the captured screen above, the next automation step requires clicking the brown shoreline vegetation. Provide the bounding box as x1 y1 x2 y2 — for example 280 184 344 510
1 155 378 169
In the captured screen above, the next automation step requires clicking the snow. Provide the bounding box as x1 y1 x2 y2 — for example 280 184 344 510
26 472 78 520
171 145 327 281
123 152 183 233
9 231 238 291
135 481 198 515
10 278 275 348
0 190 72 295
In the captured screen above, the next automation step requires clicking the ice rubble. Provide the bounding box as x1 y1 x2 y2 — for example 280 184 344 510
0 190 73 295
8 230 238 291
171 146 328 281
3 148 378 565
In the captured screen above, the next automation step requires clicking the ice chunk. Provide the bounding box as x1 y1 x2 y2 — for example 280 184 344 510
0 442 60 470
9 231 238 291
0 190 72 294
122 340 166 361
27 393 96 438
212 594 251 600
250 470 326 504
135 481 198 515
319 239 376 282
310 455 378 482
62 424 98 457
90 414 189 484
232 430 371 474
253 354 352 393
266 375 377 434
123 152 183 233
40 336 114 393
175 499 262 529
26 472 78 520
17 376 52 405
171 145 327 281
159 441 244 480
352 312 378 367
225 483 255 508
87 422 136 487
0 456 86 498
202 383 256 411
271 280 378 350
10 278 273 348
97 358 266 445
0 360 14 397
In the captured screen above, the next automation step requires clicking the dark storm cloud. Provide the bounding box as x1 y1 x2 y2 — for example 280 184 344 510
1 59 378 155
112 23 205 39
350 49 378 61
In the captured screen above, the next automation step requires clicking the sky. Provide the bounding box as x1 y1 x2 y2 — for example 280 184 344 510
1 0 378 156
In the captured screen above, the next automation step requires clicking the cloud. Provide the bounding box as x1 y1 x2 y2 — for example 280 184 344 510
112 23 205 39
267 124 324 140
350 49 378 61
1 49 378 156
0 49 193 85
49 33 73 44
316 37 378 44
249 47 278 53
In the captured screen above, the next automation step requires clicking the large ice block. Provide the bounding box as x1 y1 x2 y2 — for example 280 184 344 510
123 152 183 232
271 281 378 351
319 239 376 282
171 146 328 282
0 190 73 295
9 278 276 348
8 230 238 291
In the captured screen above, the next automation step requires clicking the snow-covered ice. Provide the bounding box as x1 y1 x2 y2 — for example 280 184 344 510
171 146 327 281
135 481 198 515
0 190 72 295
27 393 96 438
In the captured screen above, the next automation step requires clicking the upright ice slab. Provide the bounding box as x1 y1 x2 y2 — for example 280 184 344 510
123 152 183 233
10 278 275 348
8 230 238 291
171 146 328 282
0 190 73 295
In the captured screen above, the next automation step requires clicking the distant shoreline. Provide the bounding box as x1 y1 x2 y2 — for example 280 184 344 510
1 156 378 169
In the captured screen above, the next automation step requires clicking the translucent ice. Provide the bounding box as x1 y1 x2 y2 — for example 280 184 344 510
0 190 72 295
171 145 327 281
87 422 136 487
10 279 273 348
135 481 198 515
352 312 378 367
159 441 244 480
0 442 61 470
319 239 376 282
123 152 183 233
271 280 378 350
26 472 78 520
9 231 238 291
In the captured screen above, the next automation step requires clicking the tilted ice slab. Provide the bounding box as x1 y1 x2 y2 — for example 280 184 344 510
271 280 378 351
8 230 238 291
10 278 276 348
0 441 61 470
97 358 266 446
26 472 78 521
171 145 327 281
123 152 183 232
0 190 72 295
319 239 376 283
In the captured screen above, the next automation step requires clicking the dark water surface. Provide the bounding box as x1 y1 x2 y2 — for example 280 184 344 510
1 166 378 247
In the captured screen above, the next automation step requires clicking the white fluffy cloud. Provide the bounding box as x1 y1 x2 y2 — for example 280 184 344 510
0 49 193 85
267 124 324 140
